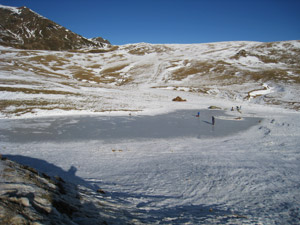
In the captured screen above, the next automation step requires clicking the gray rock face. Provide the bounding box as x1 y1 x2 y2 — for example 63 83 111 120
0 155 120 224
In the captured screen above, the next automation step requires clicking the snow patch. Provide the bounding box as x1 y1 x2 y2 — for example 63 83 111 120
0 4 22 14
249 83 274 99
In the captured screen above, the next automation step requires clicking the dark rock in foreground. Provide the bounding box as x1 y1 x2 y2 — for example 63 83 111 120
0 155 135 224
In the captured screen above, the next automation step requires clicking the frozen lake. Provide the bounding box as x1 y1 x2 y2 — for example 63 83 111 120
0 110 261 143
1 109 299 224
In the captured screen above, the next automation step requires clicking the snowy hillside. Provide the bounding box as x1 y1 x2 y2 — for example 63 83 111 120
0 40 300 118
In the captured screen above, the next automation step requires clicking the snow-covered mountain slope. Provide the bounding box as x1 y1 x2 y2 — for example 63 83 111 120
0 4 109 50
0 40 299 118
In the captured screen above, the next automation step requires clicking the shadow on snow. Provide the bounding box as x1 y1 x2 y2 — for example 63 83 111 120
4 154 252 224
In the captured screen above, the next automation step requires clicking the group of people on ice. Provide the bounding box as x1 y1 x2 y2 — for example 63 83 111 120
196 112 215 125
196 105 243 126
231 105 242 112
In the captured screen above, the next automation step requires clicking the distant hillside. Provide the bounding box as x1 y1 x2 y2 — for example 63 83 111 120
0 4 109 51
0 40 299 118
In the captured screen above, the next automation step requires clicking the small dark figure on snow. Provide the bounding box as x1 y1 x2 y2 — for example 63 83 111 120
212 116 215 125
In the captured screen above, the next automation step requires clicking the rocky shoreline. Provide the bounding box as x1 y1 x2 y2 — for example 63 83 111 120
0 154 132 225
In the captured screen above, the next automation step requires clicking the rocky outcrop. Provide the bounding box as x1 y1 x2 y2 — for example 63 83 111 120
0 5 109 51
172 96 186 102
90 37 111 46
0 155 120 224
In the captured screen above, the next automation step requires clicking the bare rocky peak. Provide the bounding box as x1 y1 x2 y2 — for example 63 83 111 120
0 4 109 51
90 37 111 45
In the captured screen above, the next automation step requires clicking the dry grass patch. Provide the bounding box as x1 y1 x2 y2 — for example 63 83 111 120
0 99 81 116
0 99 49 111
87 46 119 53
111 53 126 59
99 64 132 85
252 43 300 65
245 69 295 83
165 60 182 69
128 63 154 76
29 55 69 67
89 64 102 69
101 64 129 75
212 70 246 85
15 50 39 57
69 64 132 85
0 86 78 95
172 61 212 80
0 79 41 86
73 69 94 78
64 53 75 58
171 60 231 81
72 70 103 83
126 44 171 55
5 60 70 79
68 65 98 82
263 98 300 111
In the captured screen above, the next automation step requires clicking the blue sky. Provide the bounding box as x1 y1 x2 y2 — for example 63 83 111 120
1 0 299 45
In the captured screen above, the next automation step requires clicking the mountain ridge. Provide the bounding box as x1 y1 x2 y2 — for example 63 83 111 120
0 4 109 51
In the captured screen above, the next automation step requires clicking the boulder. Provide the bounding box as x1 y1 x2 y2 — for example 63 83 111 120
172 96 186 102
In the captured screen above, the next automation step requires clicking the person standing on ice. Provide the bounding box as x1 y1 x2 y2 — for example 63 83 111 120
212 116 215 125
196 112 200 117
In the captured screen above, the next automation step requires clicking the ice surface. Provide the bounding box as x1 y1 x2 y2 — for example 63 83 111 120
0 110 261 143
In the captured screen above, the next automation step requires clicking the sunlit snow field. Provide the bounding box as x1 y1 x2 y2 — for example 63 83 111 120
1 105 299 224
